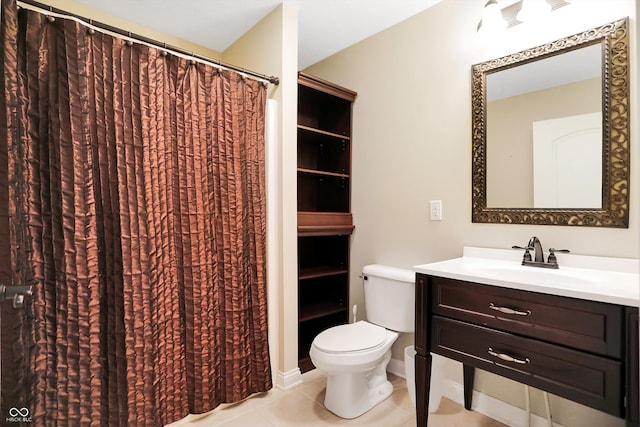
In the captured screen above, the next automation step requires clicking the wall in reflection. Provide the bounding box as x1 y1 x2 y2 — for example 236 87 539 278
487 77 601 208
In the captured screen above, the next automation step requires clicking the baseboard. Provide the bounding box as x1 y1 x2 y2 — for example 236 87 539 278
274 367 303 391
387 356 407 379
442 379 566 427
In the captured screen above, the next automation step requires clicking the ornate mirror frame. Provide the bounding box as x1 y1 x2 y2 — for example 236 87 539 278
471 18 629 227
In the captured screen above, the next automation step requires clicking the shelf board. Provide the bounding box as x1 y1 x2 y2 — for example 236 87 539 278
297 212 354 236
299 302 348 323
297 124 350 141
298 226 354 237
299 266 348 280
297 168 349 179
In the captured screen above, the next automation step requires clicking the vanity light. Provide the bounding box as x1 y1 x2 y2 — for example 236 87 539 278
477 0 508 35
516 0 552 23
477 0 571 33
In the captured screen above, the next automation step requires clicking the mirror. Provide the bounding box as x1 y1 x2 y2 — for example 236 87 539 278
471 18 629 227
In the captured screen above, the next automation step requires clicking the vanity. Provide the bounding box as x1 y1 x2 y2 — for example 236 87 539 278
414 247 639 426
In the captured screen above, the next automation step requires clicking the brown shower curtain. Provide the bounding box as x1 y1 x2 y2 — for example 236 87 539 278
0 1 271 425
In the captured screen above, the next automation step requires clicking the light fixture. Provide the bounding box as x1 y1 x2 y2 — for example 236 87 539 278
477 0 508 35
477 0 571 33
516 0 553 23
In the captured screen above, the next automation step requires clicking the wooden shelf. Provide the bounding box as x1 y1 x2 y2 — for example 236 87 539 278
297 212 354 236
299 302 348 323
297 129 349 175
297 168 349 179
299 266 348 280
298 124 351 141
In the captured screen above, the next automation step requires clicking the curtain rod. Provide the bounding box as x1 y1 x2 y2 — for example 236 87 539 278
16 0 280 85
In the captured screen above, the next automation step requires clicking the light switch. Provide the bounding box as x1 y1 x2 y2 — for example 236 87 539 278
430 200 442 221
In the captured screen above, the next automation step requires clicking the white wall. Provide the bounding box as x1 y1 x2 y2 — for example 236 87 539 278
305 0 637 425
224 4 302 389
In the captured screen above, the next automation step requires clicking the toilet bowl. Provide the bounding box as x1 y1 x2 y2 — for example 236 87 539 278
310 321 398 419
309 264 415 419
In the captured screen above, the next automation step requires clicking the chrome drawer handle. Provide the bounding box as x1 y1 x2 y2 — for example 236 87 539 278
488 347 530 365
489 303 531 316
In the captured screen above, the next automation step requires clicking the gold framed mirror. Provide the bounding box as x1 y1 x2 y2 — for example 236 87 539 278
471 18 629 227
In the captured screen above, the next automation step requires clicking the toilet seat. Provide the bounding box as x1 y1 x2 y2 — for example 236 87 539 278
313 321 386 354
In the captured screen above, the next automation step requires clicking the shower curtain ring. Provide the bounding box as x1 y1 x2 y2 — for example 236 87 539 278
46 5 54 21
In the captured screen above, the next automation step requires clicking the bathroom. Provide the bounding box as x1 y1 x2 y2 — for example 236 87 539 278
0 0 637 426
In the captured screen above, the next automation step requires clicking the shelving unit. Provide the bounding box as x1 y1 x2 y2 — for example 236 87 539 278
297 72 356 372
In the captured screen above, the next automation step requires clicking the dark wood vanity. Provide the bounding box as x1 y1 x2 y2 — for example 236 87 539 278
415 273 639 427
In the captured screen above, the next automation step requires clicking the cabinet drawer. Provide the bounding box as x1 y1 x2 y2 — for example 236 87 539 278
431 316 623 416
429 276 623 358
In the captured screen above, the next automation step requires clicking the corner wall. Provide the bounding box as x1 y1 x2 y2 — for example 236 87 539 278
305 1 637 425
224 4 301 389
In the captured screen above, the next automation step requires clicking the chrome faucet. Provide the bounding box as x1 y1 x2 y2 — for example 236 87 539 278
528 236 544 263
512 237 570 269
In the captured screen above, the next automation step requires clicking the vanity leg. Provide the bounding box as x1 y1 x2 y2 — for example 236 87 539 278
626 308 639 427
416 353 432 427
463 364 475 411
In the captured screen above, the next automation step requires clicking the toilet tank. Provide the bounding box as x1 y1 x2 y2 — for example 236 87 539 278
362 264 415 333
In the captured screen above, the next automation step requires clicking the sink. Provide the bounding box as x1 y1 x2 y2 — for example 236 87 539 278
466 261 596 286
414 246 640 306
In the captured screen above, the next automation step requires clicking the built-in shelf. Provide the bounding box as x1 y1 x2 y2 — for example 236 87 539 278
297 212 354 236
297 72 356 372
297 168 350 179
299 266 349 280
298 124 351 141
299 302 348 323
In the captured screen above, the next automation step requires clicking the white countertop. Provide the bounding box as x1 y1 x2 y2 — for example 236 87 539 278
414 247 640 307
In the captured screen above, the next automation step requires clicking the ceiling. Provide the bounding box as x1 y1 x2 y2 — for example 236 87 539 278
74 0 444 69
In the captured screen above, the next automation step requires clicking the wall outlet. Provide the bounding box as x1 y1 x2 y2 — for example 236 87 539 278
430 200 442 221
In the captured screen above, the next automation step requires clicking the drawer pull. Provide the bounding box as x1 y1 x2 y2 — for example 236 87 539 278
488 347 530 365
489 303 531 316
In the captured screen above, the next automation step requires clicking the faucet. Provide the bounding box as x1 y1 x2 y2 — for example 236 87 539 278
512 237 570 269
528 236 544 263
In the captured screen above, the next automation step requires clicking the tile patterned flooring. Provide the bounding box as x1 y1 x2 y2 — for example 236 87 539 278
170 369 508 427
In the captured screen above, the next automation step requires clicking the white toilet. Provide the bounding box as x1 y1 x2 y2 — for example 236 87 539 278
309 264 415 419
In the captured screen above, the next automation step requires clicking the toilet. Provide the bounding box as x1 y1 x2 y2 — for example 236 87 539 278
309 264 415 419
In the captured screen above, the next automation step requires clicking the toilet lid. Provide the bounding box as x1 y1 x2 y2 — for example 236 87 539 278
314 321 386 353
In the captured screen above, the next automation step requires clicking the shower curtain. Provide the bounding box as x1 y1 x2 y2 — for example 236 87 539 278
0 1 271 425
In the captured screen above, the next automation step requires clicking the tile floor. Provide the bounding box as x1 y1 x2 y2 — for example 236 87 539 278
170 369 508 427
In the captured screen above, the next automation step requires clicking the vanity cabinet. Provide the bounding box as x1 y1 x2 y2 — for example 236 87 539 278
297 73 356 372
415 273 639 426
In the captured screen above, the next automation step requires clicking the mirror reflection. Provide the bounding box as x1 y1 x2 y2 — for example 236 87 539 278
486 44 603 209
